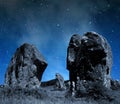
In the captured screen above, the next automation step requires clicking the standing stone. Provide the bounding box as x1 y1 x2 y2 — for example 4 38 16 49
5 43 47 89
67 34 82 90
67 32 112 92
55 73 65 89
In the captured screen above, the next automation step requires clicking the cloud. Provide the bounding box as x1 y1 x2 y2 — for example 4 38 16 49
18 24 51 49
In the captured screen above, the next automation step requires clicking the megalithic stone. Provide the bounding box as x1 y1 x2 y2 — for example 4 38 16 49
67 32 112 91
5 43 47 89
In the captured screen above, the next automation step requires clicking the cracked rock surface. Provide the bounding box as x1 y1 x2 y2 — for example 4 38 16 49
5 43 47 88
67 32 112 92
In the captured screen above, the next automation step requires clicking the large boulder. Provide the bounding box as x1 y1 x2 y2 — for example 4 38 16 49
67 32 112 93
5 43 47 88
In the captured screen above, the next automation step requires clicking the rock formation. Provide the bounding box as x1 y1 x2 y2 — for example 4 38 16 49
1 32 120 104
55 73 65 89
67 32 112 95
5 43 47 88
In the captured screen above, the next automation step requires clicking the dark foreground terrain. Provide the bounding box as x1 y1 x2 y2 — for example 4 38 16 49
0 80 120 104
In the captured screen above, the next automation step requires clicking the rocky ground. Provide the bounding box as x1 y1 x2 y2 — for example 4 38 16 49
0 79 120 104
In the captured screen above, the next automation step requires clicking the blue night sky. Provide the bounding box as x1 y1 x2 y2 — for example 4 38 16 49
0 0 120 84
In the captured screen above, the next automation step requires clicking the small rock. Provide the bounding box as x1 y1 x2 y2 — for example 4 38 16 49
55 73 65 89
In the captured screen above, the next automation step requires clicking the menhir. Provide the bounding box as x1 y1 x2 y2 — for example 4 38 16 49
67 32 112 93
5 43 47 88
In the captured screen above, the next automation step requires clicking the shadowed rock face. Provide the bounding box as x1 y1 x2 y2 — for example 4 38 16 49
67 32 112 91
5 43 47 88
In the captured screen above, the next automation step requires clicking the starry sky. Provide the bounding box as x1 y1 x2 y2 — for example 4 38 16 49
0 0 120 84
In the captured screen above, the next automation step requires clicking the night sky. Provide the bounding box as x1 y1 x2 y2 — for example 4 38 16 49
0 0 120 84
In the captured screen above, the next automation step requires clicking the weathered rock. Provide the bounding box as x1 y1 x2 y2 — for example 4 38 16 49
55 73 65 89
5 43 47 88
67 32 112 93
67 34 82 90
111 80 120 90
